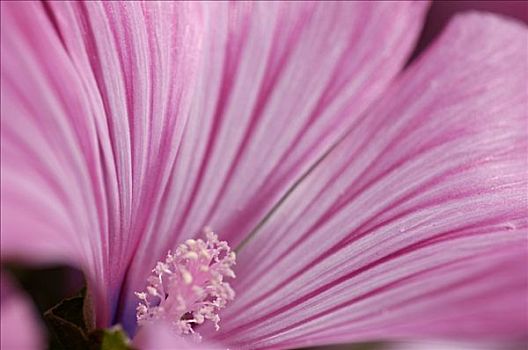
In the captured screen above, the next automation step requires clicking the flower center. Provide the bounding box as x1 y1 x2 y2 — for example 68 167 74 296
135 228 236 340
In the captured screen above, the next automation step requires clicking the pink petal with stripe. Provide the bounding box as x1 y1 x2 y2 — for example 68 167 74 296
1 0 428 332
122 1 428 330
211 13 528 349
1 0 204 327
0 0 112 323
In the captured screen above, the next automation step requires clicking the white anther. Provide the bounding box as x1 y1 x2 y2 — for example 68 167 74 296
185 251 199 260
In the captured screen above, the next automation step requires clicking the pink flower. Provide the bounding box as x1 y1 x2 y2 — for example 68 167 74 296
1 1 526 349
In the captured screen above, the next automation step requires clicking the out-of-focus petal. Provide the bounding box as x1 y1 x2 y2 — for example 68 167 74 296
1 1 98 270
1 274 45 350
133 323 224 350
124 0 428 330
213 13 528 349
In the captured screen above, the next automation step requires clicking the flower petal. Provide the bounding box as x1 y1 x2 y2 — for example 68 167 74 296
122 0 428 330
44 1 204 276
133 322 223 350
0 0 114 322
213 13 528 349
157 0 429 248
1 1 205 327
1 1 428 332
1 1 97 265
1 274 45 350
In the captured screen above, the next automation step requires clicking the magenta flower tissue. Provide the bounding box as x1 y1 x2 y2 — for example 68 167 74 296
1 1 527 350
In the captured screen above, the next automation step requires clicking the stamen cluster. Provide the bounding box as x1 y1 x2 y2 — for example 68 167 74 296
135 229 236 339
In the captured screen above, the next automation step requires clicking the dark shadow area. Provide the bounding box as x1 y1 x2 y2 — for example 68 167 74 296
3 264 86 349
4 264 85 315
